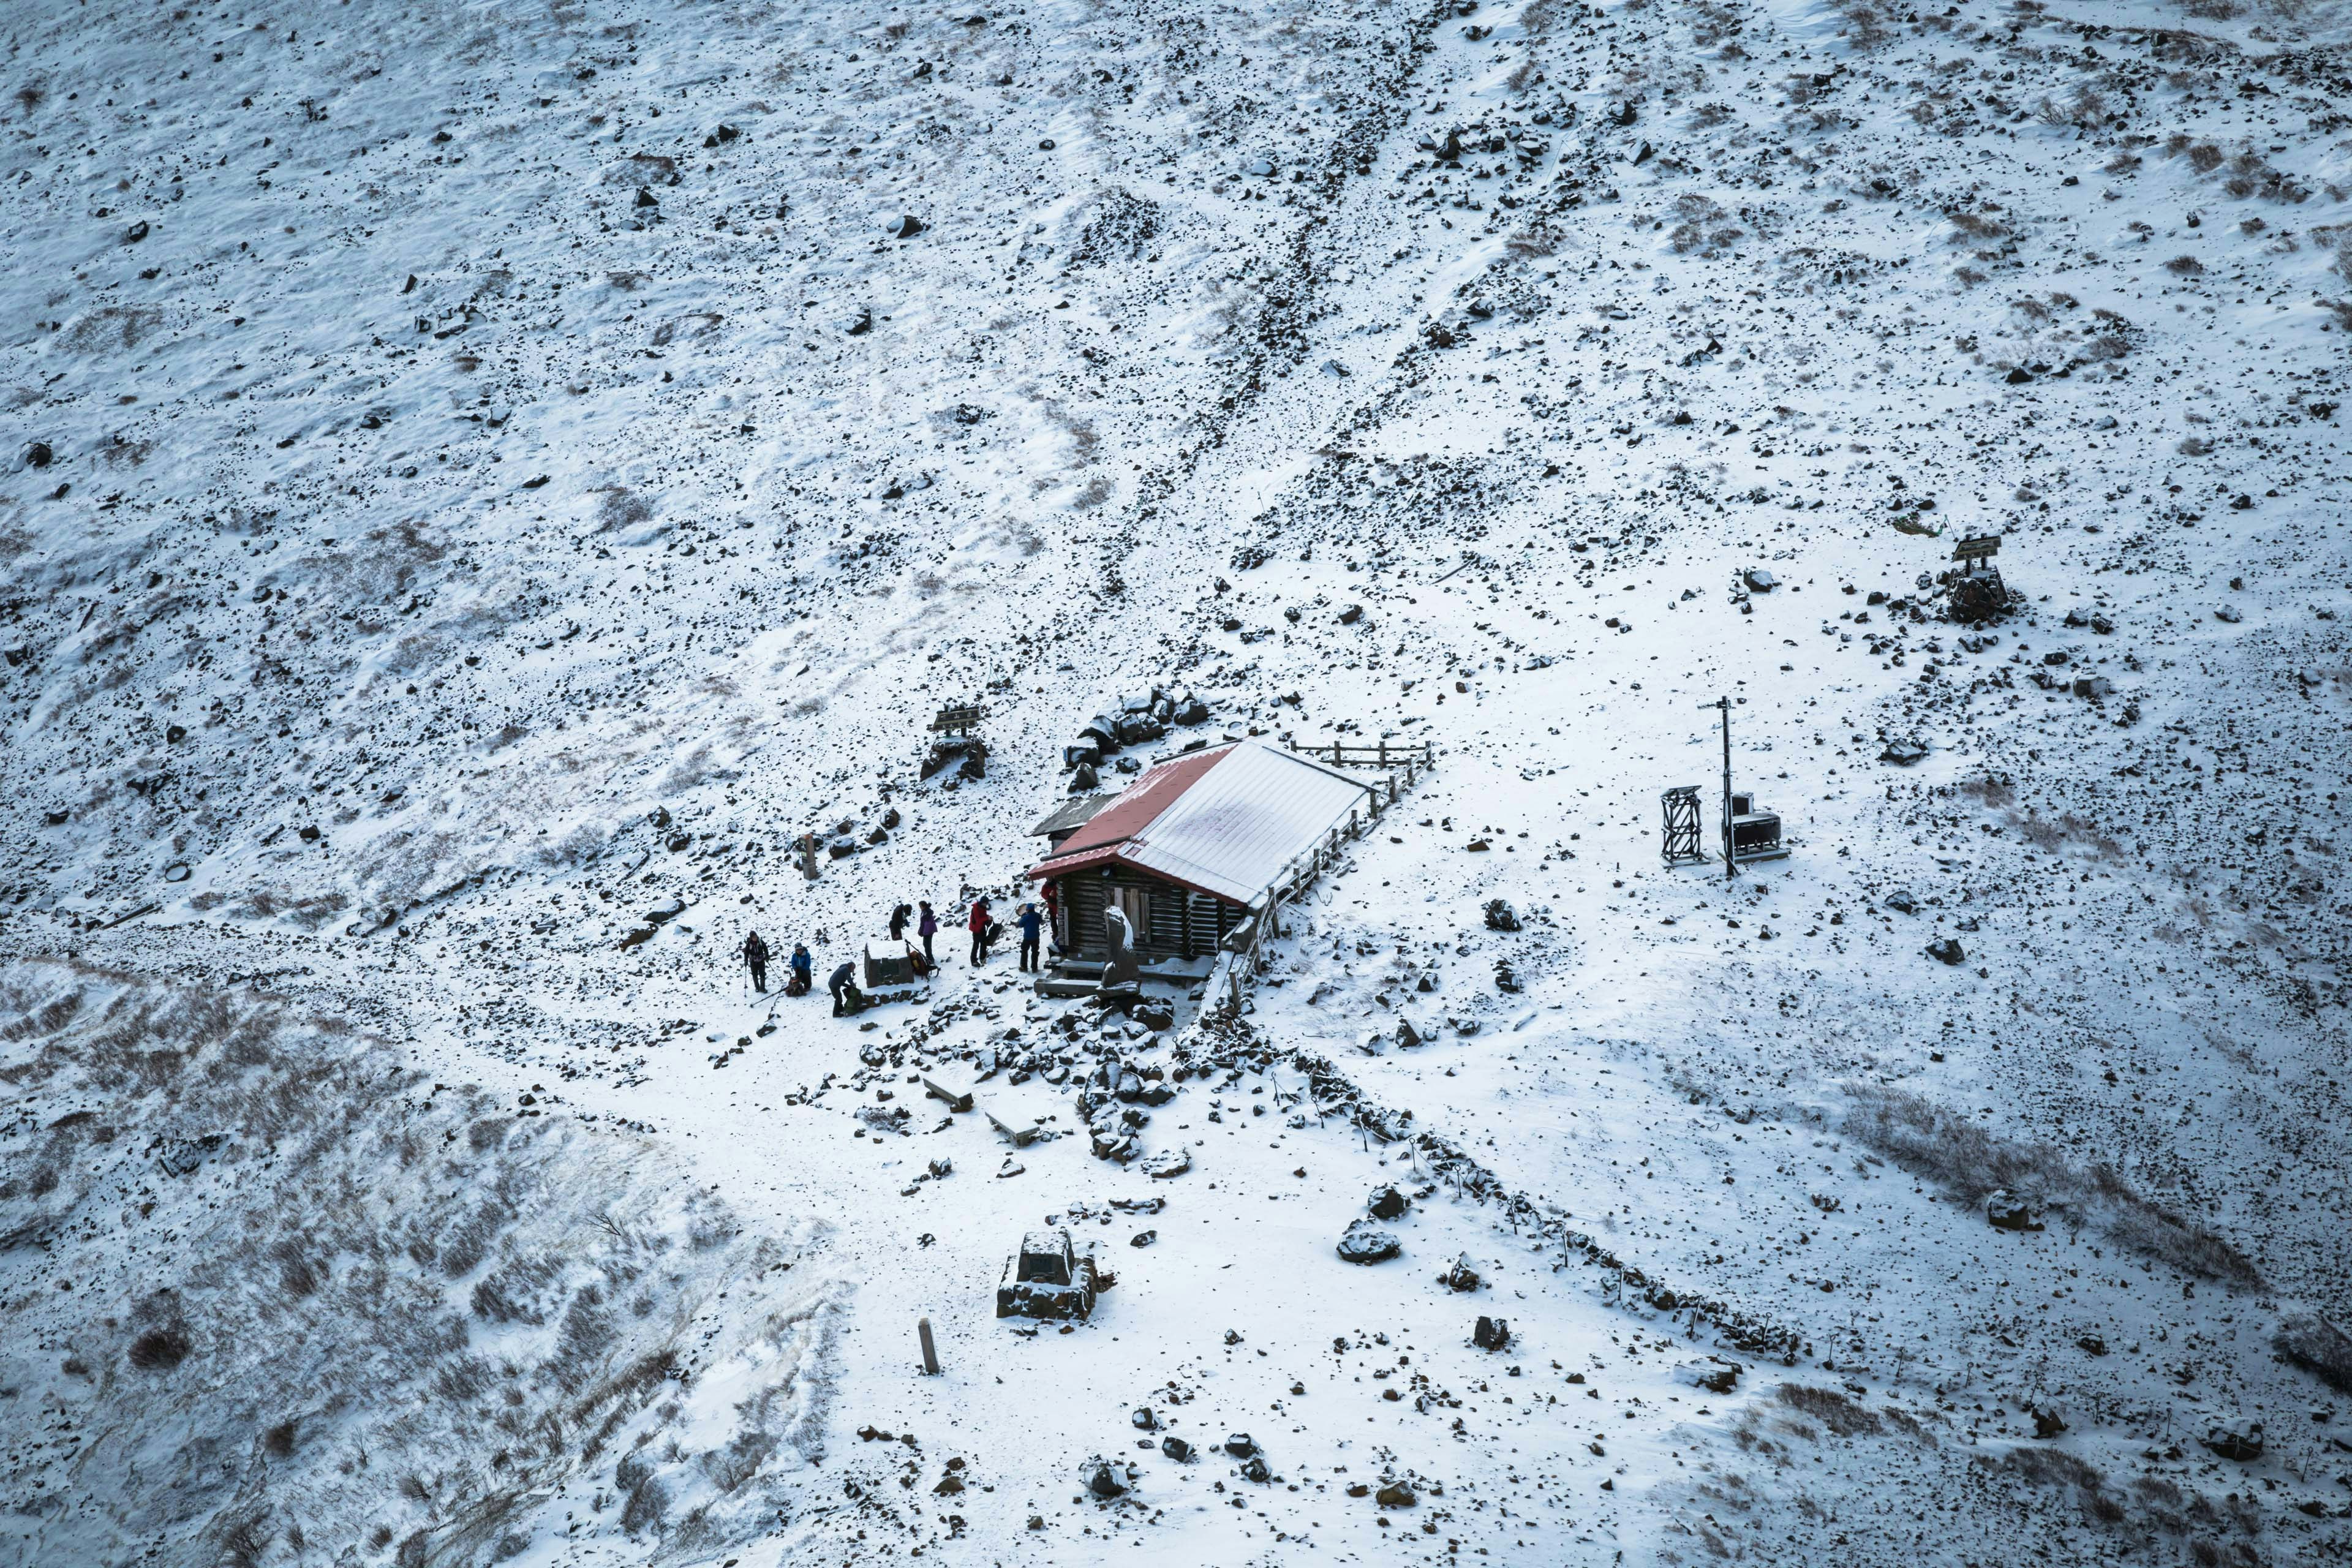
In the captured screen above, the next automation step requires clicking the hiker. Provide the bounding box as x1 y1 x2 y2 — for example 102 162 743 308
917 900 939 963
786 943 813 997
1017 902 1044 973
742 930 771 993
967 895 992 966
829 960 862 1017
889 902 913 941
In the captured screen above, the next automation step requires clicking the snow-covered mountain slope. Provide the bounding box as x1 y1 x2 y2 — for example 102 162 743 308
4 0 2350 1563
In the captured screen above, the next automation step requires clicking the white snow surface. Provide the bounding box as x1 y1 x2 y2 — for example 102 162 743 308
2 0 2351 1564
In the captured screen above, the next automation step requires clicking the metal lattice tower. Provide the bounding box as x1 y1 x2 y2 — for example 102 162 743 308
1660 786 1706 868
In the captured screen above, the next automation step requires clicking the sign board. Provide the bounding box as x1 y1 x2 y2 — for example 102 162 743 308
1951 534 2002 565
930 704 983 734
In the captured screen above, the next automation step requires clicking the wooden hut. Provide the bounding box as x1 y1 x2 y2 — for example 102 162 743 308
1023 741 1374 968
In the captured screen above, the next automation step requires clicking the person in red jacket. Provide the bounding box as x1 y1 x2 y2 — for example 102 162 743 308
967 896 991 966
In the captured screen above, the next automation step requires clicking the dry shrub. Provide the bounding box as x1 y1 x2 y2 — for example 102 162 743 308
2275 1314 2352 1392
2003 1446 2104 1492
1840 1085 2260 1286
1778 1384 1882 1437
2165 255 2204 274
59 306 165 354
0 962 829 1567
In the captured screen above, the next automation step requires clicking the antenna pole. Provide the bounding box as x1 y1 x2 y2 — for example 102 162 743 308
1698 697 1738 881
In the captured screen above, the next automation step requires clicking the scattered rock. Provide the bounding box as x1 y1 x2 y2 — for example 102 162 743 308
2214 605 2242 624
1366 1184 1410 1221
1472 1316 1510 1352
1140 1148 1190 1179
1441 1254 1482 1292
1376 1482 1417 1507
1742 567 1778 592
1483 897 1521 933
1224 1433 1256 1458
1879 739 1929 766
1925 937 1966 965
1086 1460 1127 1498
1159 1434 1193 1461
1132 1407 1157 1430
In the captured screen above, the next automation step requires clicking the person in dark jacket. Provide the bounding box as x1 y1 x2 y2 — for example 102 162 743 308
889 902 913 941
918 901 939 962
787 943 813 996
829 960 862 1017
1016 903 1044 972
742 930 770 993
967 897 992 966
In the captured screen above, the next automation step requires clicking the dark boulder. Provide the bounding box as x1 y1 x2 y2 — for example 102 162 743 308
1337 1221 1400 1265
2200 1423 2263 1463
1984 1189 2042 1232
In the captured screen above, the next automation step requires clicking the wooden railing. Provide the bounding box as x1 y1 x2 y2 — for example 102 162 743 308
1287 737 1436 775
1201 741 1438 1018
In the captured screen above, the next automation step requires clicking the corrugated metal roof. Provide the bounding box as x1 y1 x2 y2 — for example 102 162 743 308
1028 792 1118 839
1047 747 1230 859
1027 741 1373 908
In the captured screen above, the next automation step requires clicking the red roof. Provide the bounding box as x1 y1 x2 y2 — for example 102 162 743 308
1040 746 1231 861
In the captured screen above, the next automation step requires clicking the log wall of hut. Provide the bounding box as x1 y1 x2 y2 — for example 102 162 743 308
1055 867 1242 961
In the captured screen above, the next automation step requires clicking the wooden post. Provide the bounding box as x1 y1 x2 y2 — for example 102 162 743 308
918 1316 941 1375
